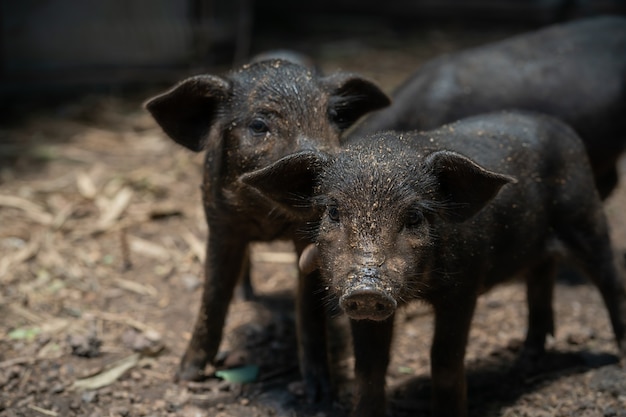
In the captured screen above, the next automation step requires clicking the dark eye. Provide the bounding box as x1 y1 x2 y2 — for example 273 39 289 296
249 118 269 135
327 205 340 222
405 209 424 228
328 108 349 130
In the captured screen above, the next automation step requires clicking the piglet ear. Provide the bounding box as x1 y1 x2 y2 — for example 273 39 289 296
324 73 391 131
239 150 328 217
299 243 319 275
425 150 516 222
144 75 230 152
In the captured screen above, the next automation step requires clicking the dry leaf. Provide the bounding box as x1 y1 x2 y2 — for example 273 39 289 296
71 353 140 390
182 231 205 262
76 172 98 199
94 187 133 232
252 251 297 264
129 236 170 260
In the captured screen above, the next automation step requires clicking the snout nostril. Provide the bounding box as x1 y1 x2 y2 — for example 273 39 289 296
339 287 397 321
346 301 359 311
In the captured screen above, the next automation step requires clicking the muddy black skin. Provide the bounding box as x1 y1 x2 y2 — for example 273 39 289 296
145 57 389 400
242 111 626 417
353 16 626 199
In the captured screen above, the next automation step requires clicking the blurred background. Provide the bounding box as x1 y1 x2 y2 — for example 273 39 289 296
2 0 625 98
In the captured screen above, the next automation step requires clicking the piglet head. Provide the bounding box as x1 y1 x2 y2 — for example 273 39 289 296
144 60 390 185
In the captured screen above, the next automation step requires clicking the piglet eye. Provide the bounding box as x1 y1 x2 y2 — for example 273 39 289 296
249 118 269 135
405 209 424 228
328 108 349 130
327 205 340 222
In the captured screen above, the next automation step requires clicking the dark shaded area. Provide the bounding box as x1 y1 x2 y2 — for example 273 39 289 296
390 347 619 417
3 1 625 97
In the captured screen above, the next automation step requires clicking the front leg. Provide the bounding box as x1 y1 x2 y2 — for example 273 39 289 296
296 262 332 403
430 296 476 417
177 226 249 381
350 316 394 417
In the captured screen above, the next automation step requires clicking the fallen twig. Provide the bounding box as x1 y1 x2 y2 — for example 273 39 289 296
0 234 41 281
71 353 140 391
114 277 158 297
91 311 155 333
0 195 53 225
182 230 205 263
27 404 58 417
0 356 37 368
94 187 134 232
8 303 46 324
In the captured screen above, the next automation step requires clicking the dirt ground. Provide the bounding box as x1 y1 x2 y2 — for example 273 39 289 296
2 23 626 417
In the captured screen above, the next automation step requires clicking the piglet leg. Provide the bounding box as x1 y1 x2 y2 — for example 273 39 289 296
430 296 476 417
177 227 249 381
296 238 332 403
350 315 394 417
516 259 557 371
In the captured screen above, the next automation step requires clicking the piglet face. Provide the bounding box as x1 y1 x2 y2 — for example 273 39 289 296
315 147 438 321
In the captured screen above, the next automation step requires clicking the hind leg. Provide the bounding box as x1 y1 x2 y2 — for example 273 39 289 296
517 258 558 371
559 213 626 358
235 253 256 301
575 242 626 357
595 166 619 201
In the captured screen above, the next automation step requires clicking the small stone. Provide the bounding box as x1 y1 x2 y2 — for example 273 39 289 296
51 383 65 394
181 274 202 292
82 390 98 404
110 406 130 416
67 333 102 358
121 329 164 356
287 381 305 397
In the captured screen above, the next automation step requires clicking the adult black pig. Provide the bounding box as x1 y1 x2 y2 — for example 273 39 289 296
145 57 390 401
242 111 626 417
353 16 626 198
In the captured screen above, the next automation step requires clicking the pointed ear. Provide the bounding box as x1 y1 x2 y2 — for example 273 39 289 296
239 150 328 216
424 150 516 222
324 73 391 131
144 75 230 152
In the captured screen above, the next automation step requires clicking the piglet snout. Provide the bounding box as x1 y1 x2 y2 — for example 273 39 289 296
340 288 396 321
340 268 397 321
